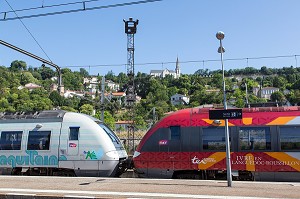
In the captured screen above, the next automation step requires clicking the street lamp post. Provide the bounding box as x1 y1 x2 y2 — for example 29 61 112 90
216 31 232 187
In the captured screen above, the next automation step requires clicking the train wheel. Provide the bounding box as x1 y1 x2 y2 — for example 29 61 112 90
11 168 22 175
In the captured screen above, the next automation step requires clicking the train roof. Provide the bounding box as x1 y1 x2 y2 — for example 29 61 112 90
136 106 300 151
190 106 300 114
163 106 300 124
0 110 66 123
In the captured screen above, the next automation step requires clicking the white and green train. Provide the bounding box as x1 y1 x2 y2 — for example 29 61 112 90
0 110 128 177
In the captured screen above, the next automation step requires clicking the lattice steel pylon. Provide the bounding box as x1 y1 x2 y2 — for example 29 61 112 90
123 17 138 154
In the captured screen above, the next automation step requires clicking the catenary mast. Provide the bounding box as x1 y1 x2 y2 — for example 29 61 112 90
123 17 139 154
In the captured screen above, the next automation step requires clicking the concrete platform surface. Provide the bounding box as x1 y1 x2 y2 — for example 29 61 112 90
0 176 299 198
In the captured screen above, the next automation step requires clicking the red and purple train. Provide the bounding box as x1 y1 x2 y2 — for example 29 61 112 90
133 106 300 181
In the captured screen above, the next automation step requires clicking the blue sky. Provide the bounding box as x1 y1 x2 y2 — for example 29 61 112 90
0 0 299 76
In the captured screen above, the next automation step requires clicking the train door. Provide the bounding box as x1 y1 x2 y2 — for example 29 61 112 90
67 127 80 156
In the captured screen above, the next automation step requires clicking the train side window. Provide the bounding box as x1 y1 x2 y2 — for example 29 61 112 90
202 128 226 150
27 131 51 150
69 127 80 141
239 127 271 151
279 126 300 151
0 131 23 150
170 126 180 140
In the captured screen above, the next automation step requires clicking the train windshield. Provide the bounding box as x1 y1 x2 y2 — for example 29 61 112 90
99 123 120 144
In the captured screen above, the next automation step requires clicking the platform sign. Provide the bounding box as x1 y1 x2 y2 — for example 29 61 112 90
209 109 242 120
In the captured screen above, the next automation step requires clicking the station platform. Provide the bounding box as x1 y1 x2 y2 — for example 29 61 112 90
0 175 299 198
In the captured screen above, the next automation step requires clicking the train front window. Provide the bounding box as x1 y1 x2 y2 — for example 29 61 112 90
99 123 119 143
239 127 271 151
203 128 226 150
280 126 300 151
0 131 23 150
69 127 79 140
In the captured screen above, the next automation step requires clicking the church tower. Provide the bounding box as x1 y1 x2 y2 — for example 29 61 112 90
175 56 181 78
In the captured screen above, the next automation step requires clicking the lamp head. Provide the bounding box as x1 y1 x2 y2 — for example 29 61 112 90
216 31 225 40
218 46 225 53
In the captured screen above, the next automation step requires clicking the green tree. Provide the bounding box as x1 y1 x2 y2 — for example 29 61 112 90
117 72 128 81
291 79 300 90
148 79 169 102
20 71 39 85
260 66 272 75
33 98 53 111
80 68 89 77
0 98 10 111
173 75 191 94
30 87 49 98
135 75 151 99
62 69 84 90
210 73 223 89
41 79 55 92
16 101 34 112
134 115 147 130
270 91 285 102
154 101 170 119
273 76 287 88
31 71 42 80
234 98 245 108
168 86 179 97
105 70 116 81
286 90 300 105
64 97 81 110
0 77 9 91
286 74 299 84
79 104 94 115
38 66 55 80
9 78 21 91
49 91 65 107
60 106 77 112
95 111 116 130
243 67 259 75
10 60 27 72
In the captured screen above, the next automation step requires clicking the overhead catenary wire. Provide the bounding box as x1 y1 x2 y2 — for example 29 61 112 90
1 0 110 14
1 1 296 71
4 0 53 62
62 54 300 69
0 0 163 21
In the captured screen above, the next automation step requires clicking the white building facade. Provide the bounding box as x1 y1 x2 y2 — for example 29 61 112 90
171 94 190 105
253 87 280 100
150 57 181 79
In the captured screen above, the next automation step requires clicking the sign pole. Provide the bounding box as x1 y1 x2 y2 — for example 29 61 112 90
216 31 232 187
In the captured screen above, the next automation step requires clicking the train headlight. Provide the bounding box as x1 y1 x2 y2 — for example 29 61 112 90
118 150 128 158
133 151 140 158
105 151 118 159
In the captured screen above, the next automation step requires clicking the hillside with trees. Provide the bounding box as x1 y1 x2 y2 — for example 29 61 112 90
1 60 300 130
